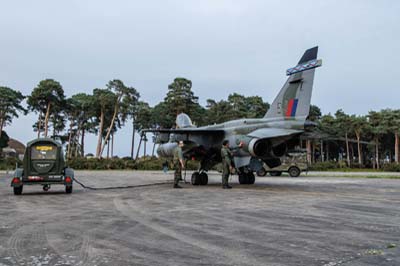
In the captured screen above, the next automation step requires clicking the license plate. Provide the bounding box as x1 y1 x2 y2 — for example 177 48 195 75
28 176 43 181
47 176 61 179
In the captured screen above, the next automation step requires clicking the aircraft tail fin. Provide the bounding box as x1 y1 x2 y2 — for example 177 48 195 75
264 46 322 120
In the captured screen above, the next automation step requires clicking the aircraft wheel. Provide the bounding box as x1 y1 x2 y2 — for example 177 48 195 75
199 172 208 185
13 186 23 195
191 172 200 186
238 173 248 184
270 171 282 176
247 172 255 184
256 168 267 177
288 167 301 177
66 186 73 194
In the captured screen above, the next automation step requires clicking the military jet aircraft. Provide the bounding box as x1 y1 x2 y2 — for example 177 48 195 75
144 47 322 186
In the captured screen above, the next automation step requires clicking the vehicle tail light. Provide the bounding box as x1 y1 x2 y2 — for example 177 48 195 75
65 176 72 183
12 178 21 184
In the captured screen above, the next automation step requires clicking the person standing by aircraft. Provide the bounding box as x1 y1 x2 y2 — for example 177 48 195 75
221 140 233 189
173 141 185 188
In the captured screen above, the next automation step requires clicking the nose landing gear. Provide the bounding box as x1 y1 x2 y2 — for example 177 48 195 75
238 167 256 185
191 172 208 186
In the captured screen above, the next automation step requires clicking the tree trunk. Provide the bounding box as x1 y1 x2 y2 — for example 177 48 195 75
152 142 156 157
356 133 362 166
372 155 376 169
135 135 143 160
312 142 315 163
81 128 85 156
131 121 135 159
144 139 147 158
74 128 81 158
350 144 354 164
37 110 42 138
395 132 399 164
0 117 3 154
345 132 350 167
111 132 114 158
96 110 104 158
100 95 122 156
44 102 51 137
325 142 329 161
320 140 324 162
107 139 110 159
306 140 312 164
375 138 380 169
67 121 73 159
0 118 4 138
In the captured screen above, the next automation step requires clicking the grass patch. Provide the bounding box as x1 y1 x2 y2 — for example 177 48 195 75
325 168 382 172
387 243 397 249
365 175 400 179
365 249 384 256
306 173 400 179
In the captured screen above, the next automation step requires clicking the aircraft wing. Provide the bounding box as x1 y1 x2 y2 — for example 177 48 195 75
143 128 225 135
144 127 225 155
247 128 303 139
143 128 225 147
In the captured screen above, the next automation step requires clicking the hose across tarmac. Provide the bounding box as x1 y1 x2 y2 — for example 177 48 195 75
72 176 173 191
72 160 189 190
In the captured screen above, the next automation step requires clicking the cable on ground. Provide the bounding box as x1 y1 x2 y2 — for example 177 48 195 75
72 177 173 191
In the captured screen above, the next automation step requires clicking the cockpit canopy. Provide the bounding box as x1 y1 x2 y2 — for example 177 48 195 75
176 113 195 128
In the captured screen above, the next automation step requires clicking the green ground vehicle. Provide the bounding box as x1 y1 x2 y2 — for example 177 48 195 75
10 138 74 195
256 150 308 178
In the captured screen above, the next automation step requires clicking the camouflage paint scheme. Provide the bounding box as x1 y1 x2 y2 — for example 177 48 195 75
260 151 308 177
146 47 322 185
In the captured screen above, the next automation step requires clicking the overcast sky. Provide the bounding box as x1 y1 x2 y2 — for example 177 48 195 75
1 0 399 156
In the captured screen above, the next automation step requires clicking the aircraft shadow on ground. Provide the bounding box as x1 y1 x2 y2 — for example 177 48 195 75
186 182 319 193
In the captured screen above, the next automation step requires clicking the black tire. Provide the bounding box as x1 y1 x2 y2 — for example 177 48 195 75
256 168 267 177
66 186 73 194
288 167 301 177
247 172 255 184
238 174 249 184
13 186 23 195
199 172 208 186
191 172 200 186
270 171 282 176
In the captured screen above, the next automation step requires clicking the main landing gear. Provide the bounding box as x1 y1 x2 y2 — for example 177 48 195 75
238 168 255 185
192 169 256 186
191 172 208 186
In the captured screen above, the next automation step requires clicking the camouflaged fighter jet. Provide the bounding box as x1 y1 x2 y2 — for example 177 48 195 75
145 47 322 186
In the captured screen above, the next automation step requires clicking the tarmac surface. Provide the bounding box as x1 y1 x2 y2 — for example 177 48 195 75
0 170 399 266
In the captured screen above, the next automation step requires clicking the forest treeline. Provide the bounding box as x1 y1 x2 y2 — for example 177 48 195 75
0 77 399 169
